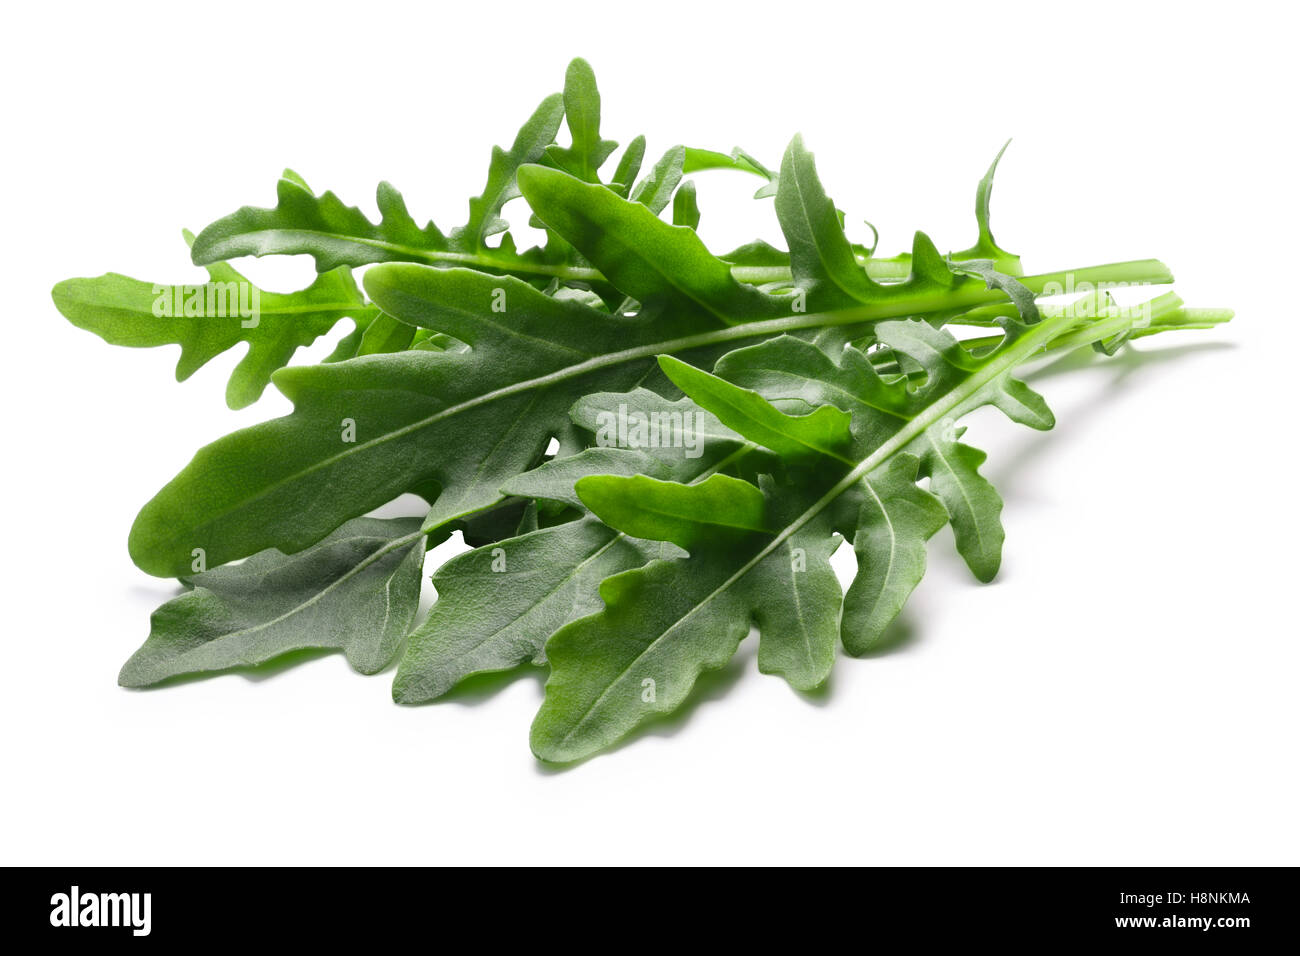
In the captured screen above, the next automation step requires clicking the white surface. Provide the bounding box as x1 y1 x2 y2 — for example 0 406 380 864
2 0 1296 865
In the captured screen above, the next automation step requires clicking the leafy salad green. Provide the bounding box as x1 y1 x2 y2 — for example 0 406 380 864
54 58 1231 762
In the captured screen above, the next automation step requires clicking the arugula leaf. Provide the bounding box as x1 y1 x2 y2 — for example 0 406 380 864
119 517 431 687
49 55 1234 765
915 430 1004 582
837 454 948 653
397 285 1224 742
126 267 722 576
775 134 882 306
629 145 686 214
775 136 969 311
355 312 417 356
393 516 662 703
52 232 377 408
394 415 755 702
673 180 700 229
190 92 567 279
517 163 786 319
545 58 618 183
128 157 1178 580
609 134 647 197
683 146 778 197
954 140 1021 271
456 93 566 251
657 354 854 462
531 276 1074 761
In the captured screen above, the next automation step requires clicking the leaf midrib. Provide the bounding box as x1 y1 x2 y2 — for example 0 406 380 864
165 270 1079 548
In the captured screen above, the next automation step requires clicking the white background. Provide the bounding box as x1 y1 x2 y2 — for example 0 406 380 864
2 1 1296 865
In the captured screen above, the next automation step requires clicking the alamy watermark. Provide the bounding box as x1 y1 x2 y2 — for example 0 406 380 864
153 282 260 328
49 885 151 936
1038 274 1153 328
593 403 704 458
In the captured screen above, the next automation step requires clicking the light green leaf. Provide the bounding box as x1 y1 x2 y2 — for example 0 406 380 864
545 58 618 183
659 354 854 462
52 234 377 409
576 473 770 551
683 146 777 197
776 134 879 305
774 136 966 310
673 180 700 229
610 134 647 196
517 163 785 320
191 93 566 279
454 92 566 250
356 312 417 355
629 145 686 214
953 140 1021 272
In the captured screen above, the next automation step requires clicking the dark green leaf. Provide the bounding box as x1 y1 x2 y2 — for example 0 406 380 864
120 517 429 687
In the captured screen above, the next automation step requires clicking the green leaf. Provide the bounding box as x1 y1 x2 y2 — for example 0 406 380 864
530 499 843 762
532 277 1081 761
517 163 785 320
748 513 843 690
191 169 453 272
393 516 665 703
775 134 879 305
577 472 770 550
52 234 377 408
915 430 1005 583
673 180 700 229
712 334 912 453
839 455 947 653
191 93 567 280
503 447 674 509
545 58 618 183
130 171 1108 580
119 517 429 687
396 437 744 702
683 146 777 197
953 141 1021 272
629 145 686 214
658 354 854 462
126 244 779 578
355 312 417 355
124 270 649 575
454 93 565 251
531 554 753 762
774 136 966 310
566 387 752 466
609 134 647 196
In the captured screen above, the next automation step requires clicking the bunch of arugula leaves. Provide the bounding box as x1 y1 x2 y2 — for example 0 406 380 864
54 59 1231 763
